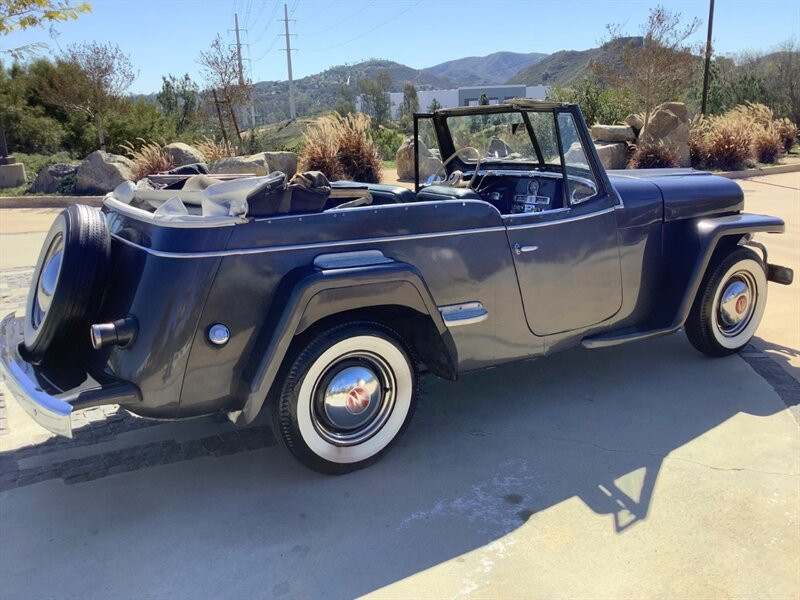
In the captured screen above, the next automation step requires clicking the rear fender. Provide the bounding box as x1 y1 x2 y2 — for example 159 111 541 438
235 258 455 424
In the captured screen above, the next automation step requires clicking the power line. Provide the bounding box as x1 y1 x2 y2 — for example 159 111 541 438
303 0 376 37
305 0 422 52
251 0 281 45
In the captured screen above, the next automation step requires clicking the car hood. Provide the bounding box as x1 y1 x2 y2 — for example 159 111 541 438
608 168 744 221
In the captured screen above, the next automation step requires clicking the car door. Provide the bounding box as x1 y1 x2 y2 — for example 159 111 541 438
505 111 623 336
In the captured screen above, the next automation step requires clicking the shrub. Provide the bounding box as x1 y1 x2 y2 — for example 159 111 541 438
697 114 754 171
750 127 784 163
195 136 235 163
338 114 382 183
369 126 404 161
775 118 798 152
120 139 175 180
627 142 680 169
298 115 345 180
298 113 382 182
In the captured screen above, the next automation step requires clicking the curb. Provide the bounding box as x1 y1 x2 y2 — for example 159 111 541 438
0 195 104 209
717 163 800 179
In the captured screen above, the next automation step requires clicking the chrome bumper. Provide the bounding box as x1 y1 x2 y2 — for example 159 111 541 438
0 313 141 438
0 313 73 437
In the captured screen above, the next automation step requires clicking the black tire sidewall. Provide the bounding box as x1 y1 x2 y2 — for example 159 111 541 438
23 205 110 360
272 321 419 475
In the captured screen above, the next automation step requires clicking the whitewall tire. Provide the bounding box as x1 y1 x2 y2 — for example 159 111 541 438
686 248 767 357
272 322 418 474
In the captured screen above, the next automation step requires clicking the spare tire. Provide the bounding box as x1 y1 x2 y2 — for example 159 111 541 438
24 204 111 361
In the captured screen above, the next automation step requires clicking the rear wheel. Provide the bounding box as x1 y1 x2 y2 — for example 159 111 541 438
272 321 418 474
685 247 767 357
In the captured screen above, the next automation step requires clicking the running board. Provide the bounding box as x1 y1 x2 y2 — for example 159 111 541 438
581 325 681 349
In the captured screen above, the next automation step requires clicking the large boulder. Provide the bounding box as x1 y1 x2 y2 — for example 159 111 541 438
75 151 135 194
591 124 636 143
29 163 79 194
624 113 644 136
210 153 269 176
639 102 690 167
163 142 205 167
593 142 629 170
264 151 297 177
396 137 442 181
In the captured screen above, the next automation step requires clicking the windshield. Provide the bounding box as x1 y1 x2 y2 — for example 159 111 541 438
445 110 561 165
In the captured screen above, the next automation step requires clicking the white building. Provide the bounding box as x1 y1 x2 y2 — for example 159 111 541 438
384 85 549 120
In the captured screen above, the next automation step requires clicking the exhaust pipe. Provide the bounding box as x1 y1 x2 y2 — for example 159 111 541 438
90 316 138 349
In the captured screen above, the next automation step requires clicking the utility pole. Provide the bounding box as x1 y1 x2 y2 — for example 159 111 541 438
234 13 245 86
282 3 296 120
232 13 257 130
701 0 715 116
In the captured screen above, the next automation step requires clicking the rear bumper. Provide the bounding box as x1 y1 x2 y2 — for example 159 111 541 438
0 313 140 438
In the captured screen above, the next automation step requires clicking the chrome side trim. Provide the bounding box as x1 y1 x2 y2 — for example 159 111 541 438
438 302 489 327
110 226 507 259
314 250 394 270
505 206 616 230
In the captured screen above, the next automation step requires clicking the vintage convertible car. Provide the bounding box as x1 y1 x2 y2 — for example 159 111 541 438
0 100 793 474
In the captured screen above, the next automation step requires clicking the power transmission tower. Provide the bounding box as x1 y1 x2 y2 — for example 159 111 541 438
281 3 296 120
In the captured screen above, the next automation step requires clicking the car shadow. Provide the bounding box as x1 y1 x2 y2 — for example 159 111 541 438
0 333 795 599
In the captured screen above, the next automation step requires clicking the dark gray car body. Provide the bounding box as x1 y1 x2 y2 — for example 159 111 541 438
0 102 788 436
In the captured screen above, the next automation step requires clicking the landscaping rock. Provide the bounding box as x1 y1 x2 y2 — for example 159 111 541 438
624 113 644 135
396 136 442 181
593 142 629 170
639 102 690 167
591 124 636 143
210 153 269 176
29 163 78 194
163 142 205 167
264 151 297 177
0 163 26 188
75 151 134 194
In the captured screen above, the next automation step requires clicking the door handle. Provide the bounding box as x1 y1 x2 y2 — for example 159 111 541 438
514 243 538 255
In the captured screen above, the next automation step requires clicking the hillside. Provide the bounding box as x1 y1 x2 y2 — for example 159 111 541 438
253 59 453 123
507 38 643 86
423 51 547 86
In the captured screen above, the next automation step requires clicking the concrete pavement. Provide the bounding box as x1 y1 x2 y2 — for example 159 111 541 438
0 173 798 599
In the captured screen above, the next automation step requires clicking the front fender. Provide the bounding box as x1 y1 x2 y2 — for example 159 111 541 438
673 213 785 327
235 260 454 425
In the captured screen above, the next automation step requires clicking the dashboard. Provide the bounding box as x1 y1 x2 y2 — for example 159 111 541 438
475 173 564 214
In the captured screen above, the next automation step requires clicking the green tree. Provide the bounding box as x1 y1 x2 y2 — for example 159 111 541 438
36 41 136 150
397 82 419 130
427 98 442 112
357 69 392 125
334 83 356 116
156 73 199 134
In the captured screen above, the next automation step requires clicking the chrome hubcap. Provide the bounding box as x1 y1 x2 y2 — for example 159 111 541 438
716 271 757 337
312 352 395 446
33 235 63 328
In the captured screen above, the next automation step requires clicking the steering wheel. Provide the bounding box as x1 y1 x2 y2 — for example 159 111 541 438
429 146 482 189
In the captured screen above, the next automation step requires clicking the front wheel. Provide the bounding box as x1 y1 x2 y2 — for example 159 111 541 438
685 247 767 357
272 322 419 474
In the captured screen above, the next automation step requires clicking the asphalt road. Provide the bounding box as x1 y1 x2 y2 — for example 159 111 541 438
0 173 798 599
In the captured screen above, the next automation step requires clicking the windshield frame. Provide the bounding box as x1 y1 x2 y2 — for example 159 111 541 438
413 103 612 202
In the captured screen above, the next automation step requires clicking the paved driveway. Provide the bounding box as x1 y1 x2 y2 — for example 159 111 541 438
0 173 798 599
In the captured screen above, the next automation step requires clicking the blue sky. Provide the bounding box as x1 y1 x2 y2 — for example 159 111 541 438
2 0 799 93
